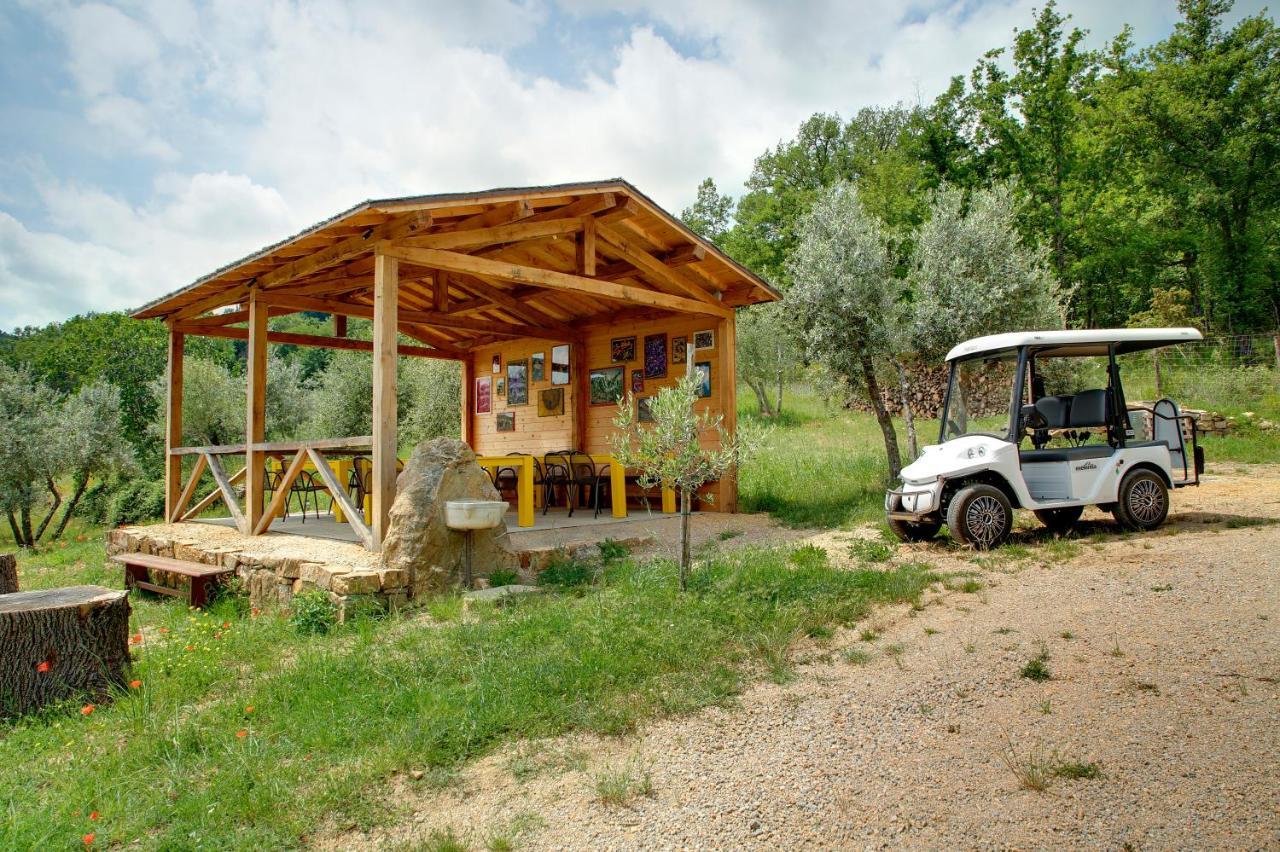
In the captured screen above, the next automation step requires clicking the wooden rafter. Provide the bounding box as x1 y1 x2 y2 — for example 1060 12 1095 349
254 292 564 338
378 246 733 318
169 324 462 359
595 225 717 306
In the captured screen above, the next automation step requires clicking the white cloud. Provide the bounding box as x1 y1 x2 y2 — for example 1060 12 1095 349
1 0 1271 327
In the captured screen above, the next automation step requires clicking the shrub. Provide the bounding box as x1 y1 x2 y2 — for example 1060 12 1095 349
598 538 630 562
536 554 597 589
106 477 166 527
289 588 338 635
487 568 520 588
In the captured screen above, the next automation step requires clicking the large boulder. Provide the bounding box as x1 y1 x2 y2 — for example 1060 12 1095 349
380 438 516 596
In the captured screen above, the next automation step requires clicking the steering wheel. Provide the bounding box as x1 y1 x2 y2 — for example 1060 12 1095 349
1020 405 1047 433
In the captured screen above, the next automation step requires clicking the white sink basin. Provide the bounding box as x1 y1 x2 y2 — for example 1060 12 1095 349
445 499 507 530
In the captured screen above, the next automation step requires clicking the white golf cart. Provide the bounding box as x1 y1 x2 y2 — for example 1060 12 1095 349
886 328 1205 549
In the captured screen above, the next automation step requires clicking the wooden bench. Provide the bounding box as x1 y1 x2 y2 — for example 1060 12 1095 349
110 553 232 608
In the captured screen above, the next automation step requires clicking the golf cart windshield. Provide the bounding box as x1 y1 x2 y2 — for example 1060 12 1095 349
941 352 1018 442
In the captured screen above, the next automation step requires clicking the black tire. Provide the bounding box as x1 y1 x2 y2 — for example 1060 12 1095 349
887 516 942 542
946 483 1013 550
1112 468 1169 531
1034 505 1084 533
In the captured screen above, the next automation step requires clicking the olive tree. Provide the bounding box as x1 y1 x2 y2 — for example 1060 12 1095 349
789 182 907 477
736 302 803 417
0 365 67 545
51 381 135 539
611 370 760 590
907 183 1065 356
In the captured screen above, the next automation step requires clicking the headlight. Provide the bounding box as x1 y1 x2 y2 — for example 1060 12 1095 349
957 445 988 461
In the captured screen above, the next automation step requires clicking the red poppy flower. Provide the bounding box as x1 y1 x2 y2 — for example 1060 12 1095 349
80 704 94 716
184 645 194 652
36 661 51 673
222 622 231 629
129 634 143 645
236 729 248 739
83 832 94 845
129 680 142 689
244 705 254 714
88 811 99 821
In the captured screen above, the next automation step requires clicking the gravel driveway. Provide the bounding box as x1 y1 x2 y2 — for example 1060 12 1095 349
338 466 1280 850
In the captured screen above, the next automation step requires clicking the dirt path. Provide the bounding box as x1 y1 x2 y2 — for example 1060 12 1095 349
340 467 1280 850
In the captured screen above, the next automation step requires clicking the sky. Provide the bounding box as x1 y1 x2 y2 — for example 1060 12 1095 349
0 0 1270 329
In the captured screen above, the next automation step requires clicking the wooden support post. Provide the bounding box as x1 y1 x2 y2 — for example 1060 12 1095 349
572 341 590 452
372 253 399 548
334 314 347 338
164 328 184 521
577 217 597 276
719 312 738 513
461 356 475 447
244 296 268 534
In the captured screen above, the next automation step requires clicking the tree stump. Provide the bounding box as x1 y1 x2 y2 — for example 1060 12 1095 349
0 553 16 594
0 585 130 717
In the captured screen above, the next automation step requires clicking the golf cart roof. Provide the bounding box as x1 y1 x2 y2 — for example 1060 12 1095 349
946 327 1204 362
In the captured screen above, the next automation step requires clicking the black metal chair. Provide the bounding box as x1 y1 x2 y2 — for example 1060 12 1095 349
541 450 575 515
569 451 612 518
290 469 328 522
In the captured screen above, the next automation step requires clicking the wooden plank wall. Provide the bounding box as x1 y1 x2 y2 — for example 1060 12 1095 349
467 312 736 510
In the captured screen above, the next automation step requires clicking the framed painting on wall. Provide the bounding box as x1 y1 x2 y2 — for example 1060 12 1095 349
631 369 644 394
492 354 501 373
672 336 687 364
496 412 516 432
643 334 667 379
551 344 570 386
610 336 636 363
694 329 715 350
531 351 545 382
693 361 712 398
496 378 505 397
537 387 564 417
475 376 492 414
589 366 625 405
507 359 528 405
637 396 655 423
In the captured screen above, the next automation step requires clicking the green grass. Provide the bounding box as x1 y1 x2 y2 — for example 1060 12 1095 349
0 533 932 848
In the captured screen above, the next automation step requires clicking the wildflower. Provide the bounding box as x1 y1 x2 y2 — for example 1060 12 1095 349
80 705 94 716
222 621 231 629
36 661 51 673
129 680 142 689
236 729 248 739
129 634 143 645
83 832 94 845
244 705 254 714
89 811 99 821
251 607 261 617
158 628 169 634
184 645 194 652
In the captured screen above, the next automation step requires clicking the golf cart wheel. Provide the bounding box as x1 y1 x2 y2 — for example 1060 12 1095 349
887 516 942 542
1033 506 1083 533
1113 469 1169 531
946 483 1013 550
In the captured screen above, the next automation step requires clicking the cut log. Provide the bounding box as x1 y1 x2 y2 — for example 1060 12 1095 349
0 553 16 594
0 585 130 718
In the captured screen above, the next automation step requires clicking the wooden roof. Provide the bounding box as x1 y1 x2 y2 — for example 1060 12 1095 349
134 179 778 355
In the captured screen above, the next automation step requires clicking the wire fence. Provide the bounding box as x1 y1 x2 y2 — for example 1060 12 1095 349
1114 332 1280 413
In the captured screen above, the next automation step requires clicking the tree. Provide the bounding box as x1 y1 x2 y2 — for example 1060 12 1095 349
0 365 67 546
735 303 802 417
788 183 906 477
50 382 136 540
908 183 1065 358
402 358 463 446
611 371 758 590
680 178 734 245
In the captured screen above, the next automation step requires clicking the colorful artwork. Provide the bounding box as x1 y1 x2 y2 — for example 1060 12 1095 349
537 387 564 417
475 377 492 414
637 396 655 423
611 336 636 363
551 344 570 385
672 336 688 364
643 334 667 379
589 366 625 405
694 329 715 350
531 351 545 382
491 354 501 373
694 361 712 398
507 359 528 405
496 412 516 432
631 369 644 394
496 378 505 397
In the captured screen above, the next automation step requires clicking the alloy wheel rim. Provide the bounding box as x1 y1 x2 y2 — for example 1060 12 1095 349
1128 478 1165 525
965 495 1007 546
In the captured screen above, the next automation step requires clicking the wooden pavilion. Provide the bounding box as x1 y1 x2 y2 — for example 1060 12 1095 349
133 179 779 551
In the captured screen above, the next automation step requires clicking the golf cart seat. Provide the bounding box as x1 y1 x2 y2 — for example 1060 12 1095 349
1068 389 1110 428
1033 395 1072 429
